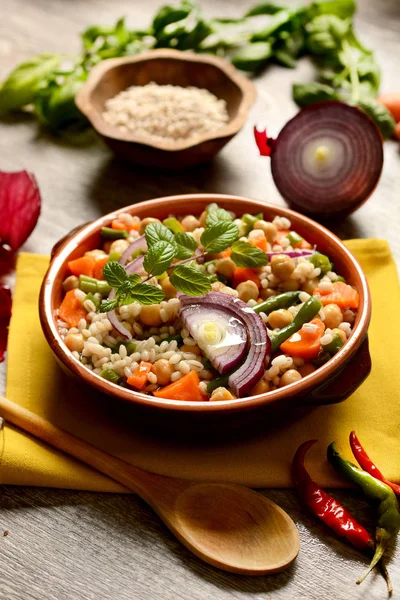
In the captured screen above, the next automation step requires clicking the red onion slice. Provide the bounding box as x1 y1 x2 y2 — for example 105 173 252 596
267 250 314 259
179 292 271 398
180 304 247 374
256 102 384 217
107 256 145 340
0 170 41 250
119 236 147 266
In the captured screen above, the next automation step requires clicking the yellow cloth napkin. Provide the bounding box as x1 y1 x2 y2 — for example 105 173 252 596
1 240 400 490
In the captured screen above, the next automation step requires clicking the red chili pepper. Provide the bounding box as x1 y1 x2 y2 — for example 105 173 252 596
292 440 374 552
253 126 275 157
350 431 400 496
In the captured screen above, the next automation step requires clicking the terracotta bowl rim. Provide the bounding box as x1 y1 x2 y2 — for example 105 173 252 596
75 49 257 151
39 193 371 414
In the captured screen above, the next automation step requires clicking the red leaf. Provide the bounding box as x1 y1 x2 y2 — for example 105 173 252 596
0 170 41 251
0 286 12 362
254 126 275 157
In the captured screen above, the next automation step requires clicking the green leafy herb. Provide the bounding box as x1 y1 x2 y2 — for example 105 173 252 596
127 283 165 305
145 222 175 247
174 231 198 260
99 299 119 313
230 240 269 267
205 205 233 227
34 70 87 130
103 261 128 288
292 82 339 107
359 99 396 140
232 42 273 72
200 221 239 254
245 3 286 17
170 264 212 296
143 240 177 276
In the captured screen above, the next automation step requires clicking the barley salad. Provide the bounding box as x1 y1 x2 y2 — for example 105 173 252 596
57 204 359 402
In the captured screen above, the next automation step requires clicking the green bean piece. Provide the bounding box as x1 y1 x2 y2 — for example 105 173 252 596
328 442 400 586
206 373 230 394
97 280 112 296
99 368 120 383
100 227 128 240
332 275 346 283
241 212 263 234
312 350 331 367
287 231 303 246
108 251 122 262
323 332 344 356
163 217 184 234
253 291 301 315
124 342 137 355
165 333 183 344
309 252 332 276
79 275 97 294
84 292 100 311
270 296 322 352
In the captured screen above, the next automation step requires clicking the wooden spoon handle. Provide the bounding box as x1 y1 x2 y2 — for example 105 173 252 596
0 396 188 504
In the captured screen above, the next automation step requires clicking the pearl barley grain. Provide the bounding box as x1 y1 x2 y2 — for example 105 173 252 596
102 82 229 142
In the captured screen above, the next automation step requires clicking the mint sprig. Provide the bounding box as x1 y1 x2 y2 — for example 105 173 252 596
143 240 176 276
100 262 165 312
200 221 239 254
230 240 269 267
170 265 211 296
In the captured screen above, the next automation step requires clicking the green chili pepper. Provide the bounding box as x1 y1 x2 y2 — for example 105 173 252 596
309 252 332 276
100 226 128 240
253 291 301 315
323 332 344 356
270 296 322 352
206 373 230 394
163 217 184 234
84 292 100 311
99 368 120 383
287 231 303 246
328 442 400 587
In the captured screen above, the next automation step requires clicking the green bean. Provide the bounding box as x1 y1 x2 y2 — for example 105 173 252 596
309 252 332 276
79 275 97 294
99 368 120 383
287 231 303 246
270 295 322 352
323 332 344 356
97 280 111 296
84 292 100 311
328 442 400 586
206 373 230 394
312 350 331 367
253 291 301 315
100 227 128 240
125 342 137 355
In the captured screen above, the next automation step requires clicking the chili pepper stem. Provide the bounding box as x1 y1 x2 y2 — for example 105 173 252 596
356 540 386 587
380 561 393 596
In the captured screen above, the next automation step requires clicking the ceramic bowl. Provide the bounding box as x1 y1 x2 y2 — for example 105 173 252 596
39 194 371 425
75 50 257 168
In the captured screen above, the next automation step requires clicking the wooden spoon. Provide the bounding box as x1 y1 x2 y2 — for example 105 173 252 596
0 396 299 575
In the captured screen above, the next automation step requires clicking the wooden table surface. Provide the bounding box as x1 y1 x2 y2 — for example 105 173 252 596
1 1 399 599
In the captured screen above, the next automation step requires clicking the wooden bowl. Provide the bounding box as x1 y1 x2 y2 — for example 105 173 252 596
75 50 256 168
39 194 371 427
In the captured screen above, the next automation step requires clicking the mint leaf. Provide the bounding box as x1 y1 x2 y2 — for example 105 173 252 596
145 222 175 247
200 222 239 254
230 240 268 267
175 246 194 260
99 299 118 313
128 274 142 286
115 280 135 303
130 283 165 305
103 261 127 288
143 240 176 276
206 206 233 227
170 265 212 296
174 232 198 251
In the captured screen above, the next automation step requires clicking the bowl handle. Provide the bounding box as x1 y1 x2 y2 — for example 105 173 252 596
305 336 371 405
51 222 92 259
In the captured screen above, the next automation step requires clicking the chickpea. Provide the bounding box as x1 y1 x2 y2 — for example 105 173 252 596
62 275 79 292
215 257 236 280
181 215 200 232
210 387 236 402
139 217 161 236
161 276 177 299
323 303 343 329
331 328 347 344
302 277 320 295
253 220 277 243
236 280 259 302
199 211 207 227
151 359 173 386
279 369 302 387
270 254 295 281
109 239 130 255
279 278 300 292
260 287 276 300
64 333 84 352
85 249 107 261
250 378 270 395
139 304 163 327
211 281 225 293
268 309 293 329
181 344 201 355
298 363 317 377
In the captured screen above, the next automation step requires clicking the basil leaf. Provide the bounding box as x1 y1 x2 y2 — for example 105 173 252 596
359 100 395 140
0 54 61 114
292 82 339 107
170 265 212 296
174 232 198 252
306 15 349 55
35 71 87 130
99 299 118 313
231 240 268 267
206 207 233 227
143 240 176 276
200 222 239 254
245 3 286 17
145 222 175 247
130 283 165 305
310 0 356 20
103 261 127 288
232 41 273 72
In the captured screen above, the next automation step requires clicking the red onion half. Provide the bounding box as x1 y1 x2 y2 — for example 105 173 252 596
107 256 145 340
179 292 271 398
255 102 384 217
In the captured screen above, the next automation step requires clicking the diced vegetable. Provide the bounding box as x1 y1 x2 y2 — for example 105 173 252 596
93 256 108 280
232 267 261 288
248 232 267 252
68 256 95 278
163 217 184 234
309 252 332 276
287 231 303 247
111 219 128 231
280 318 325 360
127 361 152 390
377 93 400 123
84 292 100 311
313 281 359 308
253 291 301 315
153 370 204 401
100 368 120 383
101 226 128 240
58 289 87 328
271 296 322 352
323 332 344 355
